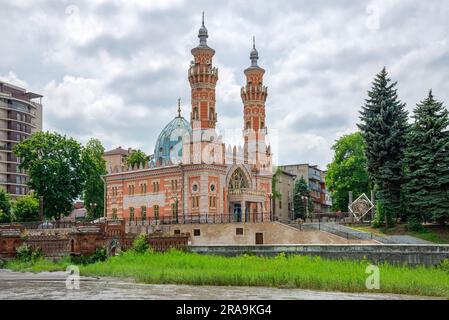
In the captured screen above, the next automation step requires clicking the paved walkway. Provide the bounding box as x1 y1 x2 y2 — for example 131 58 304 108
301 223 433 244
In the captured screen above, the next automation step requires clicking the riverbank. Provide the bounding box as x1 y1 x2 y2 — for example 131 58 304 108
3 250 449 298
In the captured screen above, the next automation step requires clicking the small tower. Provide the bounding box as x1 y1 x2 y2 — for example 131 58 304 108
185 13 225 165
241 37 269 170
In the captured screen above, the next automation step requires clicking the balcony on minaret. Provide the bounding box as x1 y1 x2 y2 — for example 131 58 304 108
241 85 268 102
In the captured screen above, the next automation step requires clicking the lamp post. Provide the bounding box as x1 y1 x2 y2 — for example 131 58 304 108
39 196 44 221
89 202 97 220
301 196 309 222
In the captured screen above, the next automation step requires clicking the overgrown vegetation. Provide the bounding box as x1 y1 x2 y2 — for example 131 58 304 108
3 250 449 298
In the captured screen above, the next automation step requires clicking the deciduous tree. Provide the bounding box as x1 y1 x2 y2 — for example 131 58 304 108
326 132 371 212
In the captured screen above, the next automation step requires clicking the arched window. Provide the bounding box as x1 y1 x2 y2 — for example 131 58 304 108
229 168 248 191
193 107 199 120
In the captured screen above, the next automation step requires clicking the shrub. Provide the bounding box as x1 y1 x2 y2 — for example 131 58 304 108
407 215 425 232
132 233 149 253
16 244 42 262
71 248 107 265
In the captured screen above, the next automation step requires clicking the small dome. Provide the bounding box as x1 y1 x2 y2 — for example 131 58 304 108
154 116 192 166
249 36 260 68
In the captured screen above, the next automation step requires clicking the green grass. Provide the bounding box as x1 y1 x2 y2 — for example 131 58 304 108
4 250 449 298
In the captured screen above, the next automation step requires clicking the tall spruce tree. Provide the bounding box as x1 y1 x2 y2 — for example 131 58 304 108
358 67 408 227
404 91 449 226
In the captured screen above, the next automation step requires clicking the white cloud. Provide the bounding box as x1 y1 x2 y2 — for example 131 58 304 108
1 0 448 170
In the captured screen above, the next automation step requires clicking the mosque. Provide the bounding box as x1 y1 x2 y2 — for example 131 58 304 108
104 14 273 224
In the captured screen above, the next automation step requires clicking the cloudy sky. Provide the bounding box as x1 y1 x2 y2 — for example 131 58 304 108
1 0 448 169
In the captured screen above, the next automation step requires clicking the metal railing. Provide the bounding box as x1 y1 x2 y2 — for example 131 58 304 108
126 212 273 226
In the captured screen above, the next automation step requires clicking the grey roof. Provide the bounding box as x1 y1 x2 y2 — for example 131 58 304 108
104 147 129 156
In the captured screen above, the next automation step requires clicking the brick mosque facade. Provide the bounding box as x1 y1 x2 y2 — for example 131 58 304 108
105 16 273 225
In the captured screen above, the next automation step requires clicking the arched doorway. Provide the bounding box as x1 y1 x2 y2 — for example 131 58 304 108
228 168 249 222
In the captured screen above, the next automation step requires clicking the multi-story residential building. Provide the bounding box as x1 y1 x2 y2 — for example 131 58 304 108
273 170 296 222
0 81 43 198
279 164 332 213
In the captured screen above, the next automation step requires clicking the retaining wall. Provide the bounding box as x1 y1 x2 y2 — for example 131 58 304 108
189 244 449 266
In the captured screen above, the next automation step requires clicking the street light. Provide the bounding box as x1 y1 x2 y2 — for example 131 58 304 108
301 196 309 222
89 202 97 220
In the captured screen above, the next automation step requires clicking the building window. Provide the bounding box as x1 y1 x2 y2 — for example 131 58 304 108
153 205 159 220
153 182 159 192
210 184 215 192
193 229 200 236
279 201 282 209
129 207 135 222
209 107 214 120
236 228 243 235
192 184 198 192
141 206 147 221
112 208 117 219
174 229 180 235
209 196 216 208
193 107 199 120
192 196 199 209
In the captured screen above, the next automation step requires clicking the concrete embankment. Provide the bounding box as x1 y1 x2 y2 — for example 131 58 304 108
190 244 449 266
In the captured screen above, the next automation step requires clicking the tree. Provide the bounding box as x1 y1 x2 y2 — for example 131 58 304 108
293 177 312 220
0 189 12 223
271 167 282 217
126 149 148 168
13 195 40 222
358 67 409 227
82 138 107 219
403 91 449 227
13 131 86 220
326 132 371 212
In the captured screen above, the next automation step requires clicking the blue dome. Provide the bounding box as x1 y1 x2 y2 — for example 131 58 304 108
154 116 192 166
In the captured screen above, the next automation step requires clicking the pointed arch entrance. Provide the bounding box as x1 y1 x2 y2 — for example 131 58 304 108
227 166 266 223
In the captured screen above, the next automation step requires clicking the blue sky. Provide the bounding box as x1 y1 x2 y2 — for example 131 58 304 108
1 0 448 169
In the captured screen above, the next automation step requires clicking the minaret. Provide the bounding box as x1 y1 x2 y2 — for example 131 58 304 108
241 37 268 169
188 12 218 131
184 13 224 166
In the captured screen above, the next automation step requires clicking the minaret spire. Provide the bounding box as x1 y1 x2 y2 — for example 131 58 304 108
177 97 181 117
250 36 259 68
198 11 208 47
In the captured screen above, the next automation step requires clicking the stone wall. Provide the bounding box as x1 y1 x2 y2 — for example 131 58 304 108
190 244 449 266
158 222 375 245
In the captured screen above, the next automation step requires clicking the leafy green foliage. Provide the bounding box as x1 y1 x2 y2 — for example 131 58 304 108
71 248 107 265
0 190 12 223
126 149 148 168
358 68 409 227
326 132 371 212
293 177 312 219
13 195 40 222
403 91 449 226
82 138 107 219
13 132 86 220
271 167 282 200
132 233 150 253
15 244 42 263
